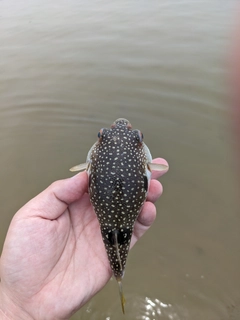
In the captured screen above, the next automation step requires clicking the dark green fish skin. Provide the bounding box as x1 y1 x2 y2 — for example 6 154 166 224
88 118 151 279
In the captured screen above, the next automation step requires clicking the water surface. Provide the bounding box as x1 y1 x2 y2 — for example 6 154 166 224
1 1 239 319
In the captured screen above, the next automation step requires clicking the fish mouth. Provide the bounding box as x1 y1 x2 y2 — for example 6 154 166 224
111 118 132 129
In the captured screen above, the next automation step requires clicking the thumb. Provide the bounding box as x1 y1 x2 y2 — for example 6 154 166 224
17 172 88 220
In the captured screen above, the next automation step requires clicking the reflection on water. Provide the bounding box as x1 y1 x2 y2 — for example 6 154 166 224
130 296 182 320
78 276 232 319
1 0 239 319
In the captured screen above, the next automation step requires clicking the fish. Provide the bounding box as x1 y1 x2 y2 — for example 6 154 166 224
70 118 168 313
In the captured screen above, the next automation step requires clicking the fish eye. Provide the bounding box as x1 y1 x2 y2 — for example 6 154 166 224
97 128 105 140
134 130 143 143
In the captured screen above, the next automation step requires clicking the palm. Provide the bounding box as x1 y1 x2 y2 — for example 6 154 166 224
1 193 112 319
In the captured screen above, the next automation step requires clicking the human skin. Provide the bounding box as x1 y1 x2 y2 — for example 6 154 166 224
0 158 168 320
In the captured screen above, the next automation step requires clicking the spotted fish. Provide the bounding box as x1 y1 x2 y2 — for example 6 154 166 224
70 118 168 313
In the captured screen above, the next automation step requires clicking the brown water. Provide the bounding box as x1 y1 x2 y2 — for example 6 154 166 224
1 0 240 319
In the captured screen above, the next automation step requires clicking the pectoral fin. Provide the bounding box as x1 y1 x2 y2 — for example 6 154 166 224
69 163 88 172
148 162 169 172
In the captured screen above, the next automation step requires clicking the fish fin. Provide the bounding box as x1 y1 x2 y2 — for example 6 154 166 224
148 162 169 172
117 279 126 314
69 163 88 172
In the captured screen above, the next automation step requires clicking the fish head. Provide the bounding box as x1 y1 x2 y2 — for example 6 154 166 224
93 118 151 162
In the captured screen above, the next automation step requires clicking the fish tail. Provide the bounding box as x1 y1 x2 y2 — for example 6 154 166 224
113 231 125 313
117 278 126 314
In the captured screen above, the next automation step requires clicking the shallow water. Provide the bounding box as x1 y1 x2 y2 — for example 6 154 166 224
1 0 240 319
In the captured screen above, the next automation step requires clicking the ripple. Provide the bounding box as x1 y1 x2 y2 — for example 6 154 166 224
80 295 187 320
131 296 185 320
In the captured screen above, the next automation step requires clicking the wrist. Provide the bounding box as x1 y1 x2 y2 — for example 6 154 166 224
0 286 33 320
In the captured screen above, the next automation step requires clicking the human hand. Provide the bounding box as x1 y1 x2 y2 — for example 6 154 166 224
0 158 168 320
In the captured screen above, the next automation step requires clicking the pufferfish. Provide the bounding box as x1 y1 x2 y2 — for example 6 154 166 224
70 118 168 313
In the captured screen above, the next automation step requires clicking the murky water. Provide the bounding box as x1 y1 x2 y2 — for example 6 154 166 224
1 0 240 319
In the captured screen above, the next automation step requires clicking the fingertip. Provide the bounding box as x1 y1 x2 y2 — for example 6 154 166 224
152 157 169 167
151 158 169 179
137 201 157 227
54 171 89 203
131 202 156 246
69 171 89 193
147 180 163 203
